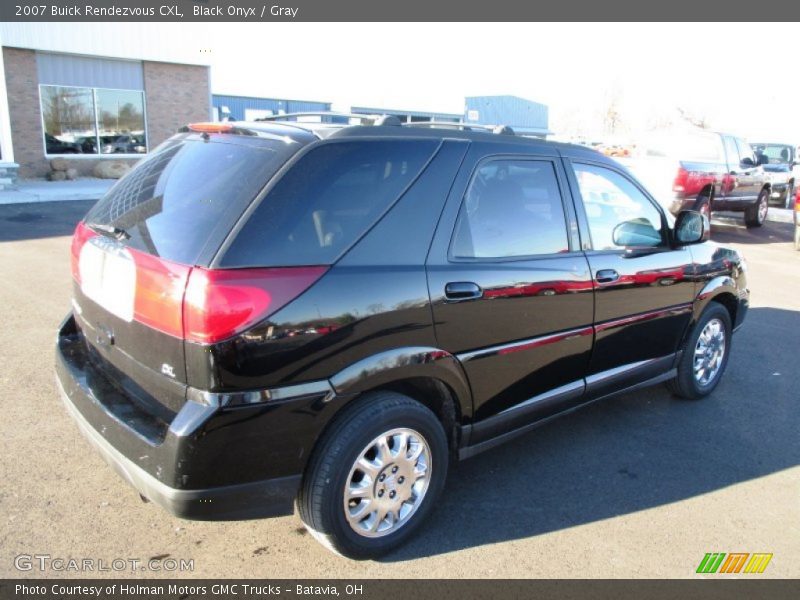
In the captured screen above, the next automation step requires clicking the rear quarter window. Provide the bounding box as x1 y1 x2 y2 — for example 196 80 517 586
219 140 439 267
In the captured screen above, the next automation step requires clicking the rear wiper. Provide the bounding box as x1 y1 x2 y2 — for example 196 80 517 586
86 222 130 241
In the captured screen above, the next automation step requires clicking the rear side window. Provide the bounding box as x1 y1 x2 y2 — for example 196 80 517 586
220 140 438 267
722 136 739 166
735 138 756 165
451 160 570 259
84 136 294 265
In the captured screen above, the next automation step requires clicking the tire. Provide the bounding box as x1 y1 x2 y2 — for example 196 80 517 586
297 391 448 559
667 303 732 400
744 189 769 228
693 195 711 219
785 183 795 210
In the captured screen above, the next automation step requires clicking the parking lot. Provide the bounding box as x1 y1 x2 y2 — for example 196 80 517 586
0 199 797 578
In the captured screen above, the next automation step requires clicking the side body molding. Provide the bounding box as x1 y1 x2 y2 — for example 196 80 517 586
329 346 474 421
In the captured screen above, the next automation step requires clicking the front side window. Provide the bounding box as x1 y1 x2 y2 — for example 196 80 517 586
40 85 146 155
572 163 664 251
451 160 570 259
752 144 793 164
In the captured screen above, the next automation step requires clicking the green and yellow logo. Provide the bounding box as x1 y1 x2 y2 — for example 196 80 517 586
696 552 773 574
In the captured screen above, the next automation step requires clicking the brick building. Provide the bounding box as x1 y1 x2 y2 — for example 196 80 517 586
0 24 212 180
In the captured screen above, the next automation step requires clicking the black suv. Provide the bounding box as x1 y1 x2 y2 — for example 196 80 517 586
56 117 749 559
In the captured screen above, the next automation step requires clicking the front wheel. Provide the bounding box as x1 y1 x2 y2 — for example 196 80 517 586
297 391 448 559
667 303 732 400
693 195 711 219
786 183 795 210
744 189 769 228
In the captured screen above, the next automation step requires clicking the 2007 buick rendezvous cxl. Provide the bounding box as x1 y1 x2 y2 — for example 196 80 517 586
56 115 749 558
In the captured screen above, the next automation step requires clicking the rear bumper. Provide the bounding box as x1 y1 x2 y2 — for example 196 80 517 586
54 313 336 520
57 374 300 520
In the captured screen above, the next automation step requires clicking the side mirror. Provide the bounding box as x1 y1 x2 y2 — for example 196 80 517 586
740 157 756 168
674 210 708 245
612 218 662 248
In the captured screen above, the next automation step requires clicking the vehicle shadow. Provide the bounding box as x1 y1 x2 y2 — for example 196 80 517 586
382 306 799 561
710 216 793 246
0 200 93 242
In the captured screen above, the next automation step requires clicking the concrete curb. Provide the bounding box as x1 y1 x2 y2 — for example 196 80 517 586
0 178 113 205
714 208 794 225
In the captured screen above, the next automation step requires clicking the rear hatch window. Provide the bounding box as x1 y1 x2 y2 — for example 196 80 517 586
84 134 300 265
219 139 439 267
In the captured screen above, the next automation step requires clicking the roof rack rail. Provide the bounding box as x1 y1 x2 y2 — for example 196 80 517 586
403 121 516 135
256 112 383 124
255 111 515 135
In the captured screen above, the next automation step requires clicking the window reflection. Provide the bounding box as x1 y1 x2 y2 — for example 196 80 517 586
40 85 147 155
41 86 94 154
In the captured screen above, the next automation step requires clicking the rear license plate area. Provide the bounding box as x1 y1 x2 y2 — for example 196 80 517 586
79 236 136 322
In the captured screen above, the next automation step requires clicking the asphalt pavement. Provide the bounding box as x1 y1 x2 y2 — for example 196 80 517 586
0 200 797 578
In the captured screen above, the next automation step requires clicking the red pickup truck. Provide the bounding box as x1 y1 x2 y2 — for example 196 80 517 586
619 129 771 227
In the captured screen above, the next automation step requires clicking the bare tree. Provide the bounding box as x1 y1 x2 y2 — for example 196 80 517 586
676 106 711 130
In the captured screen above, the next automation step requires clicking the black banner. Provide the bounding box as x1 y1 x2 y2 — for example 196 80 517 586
0 0 793 22
2 580 800 600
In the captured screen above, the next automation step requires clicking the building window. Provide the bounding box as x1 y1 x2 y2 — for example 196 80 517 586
40 85 147 156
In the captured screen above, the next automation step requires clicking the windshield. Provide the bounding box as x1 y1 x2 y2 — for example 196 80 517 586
751 144 793 165
84 135 301 265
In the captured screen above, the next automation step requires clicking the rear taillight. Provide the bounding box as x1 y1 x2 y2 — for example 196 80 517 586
70 221 327 344
132 252 191 338
70 222 96 284
183 266 328 344
672 167 688 192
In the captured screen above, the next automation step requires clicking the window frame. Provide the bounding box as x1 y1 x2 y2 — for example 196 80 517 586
567 158 670 254
447 156 577 264
39 83 149 159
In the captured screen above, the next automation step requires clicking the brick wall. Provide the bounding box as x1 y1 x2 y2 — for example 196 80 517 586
143 61 210 148
4 48 45 177
3 49 210 178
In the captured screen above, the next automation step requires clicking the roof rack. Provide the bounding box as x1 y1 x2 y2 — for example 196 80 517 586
402 121 515 135
257 112 382 124
256 111 515 135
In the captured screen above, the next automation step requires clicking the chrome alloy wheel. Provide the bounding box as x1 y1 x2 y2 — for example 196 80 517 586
343 428 431 538
693 318 726 386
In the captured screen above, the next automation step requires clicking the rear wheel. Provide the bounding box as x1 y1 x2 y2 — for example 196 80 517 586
744 189 769 228
668 303 732 400
297 391 448 559
693 195 711 219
